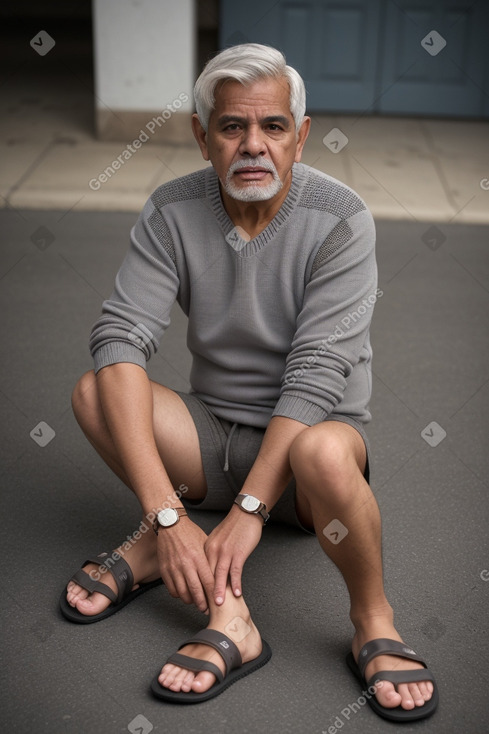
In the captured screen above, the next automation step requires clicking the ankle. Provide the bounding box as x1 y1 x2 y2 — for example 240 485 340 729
350 602 394 633
200 596 261 661
210 590 251 619
209 591 256 635
113 531 158 579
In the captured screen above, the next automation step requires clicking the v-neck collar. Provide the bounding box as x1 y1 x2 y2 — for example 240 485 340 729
205 163 305 255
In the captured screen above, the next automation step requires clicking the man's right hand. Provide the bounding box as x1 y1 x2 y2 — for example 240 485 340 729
155 517 215 613
93 363 215 612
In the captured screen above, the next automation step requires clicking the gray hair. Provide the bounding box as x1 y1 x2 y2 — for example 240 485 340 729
194 43 306 132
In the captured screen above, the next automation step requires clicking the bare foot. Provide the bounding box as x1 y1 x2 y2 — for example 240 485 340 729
66 528 159 616
158 590 262 694
352 611 434 711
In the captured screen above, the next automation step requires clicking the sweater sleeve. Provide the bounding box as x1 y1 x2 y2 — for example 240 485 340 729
89 199 180 373
273 207 377 425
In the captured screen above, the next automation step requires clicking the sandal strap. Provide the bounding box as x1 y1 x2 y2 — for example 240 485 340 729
357 638 427 679
366 667 435 691
166 653 224 683
177 629 242 677
70 552 134 605
71 569 117 603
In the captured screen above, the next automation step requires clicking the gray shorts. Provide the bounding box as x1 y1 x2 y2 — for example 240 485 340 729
175 391 371 535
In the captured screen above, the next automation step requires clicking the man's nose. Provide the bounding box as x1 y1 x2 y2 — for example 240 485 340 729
238 125 266 157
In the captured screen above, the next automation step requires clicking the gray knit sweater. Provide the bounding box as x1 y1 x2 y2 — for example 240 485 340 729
90 162 378 429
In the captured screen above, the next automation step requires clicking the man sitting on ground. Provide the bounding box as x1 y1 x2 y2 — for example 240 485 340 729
61 43 438 722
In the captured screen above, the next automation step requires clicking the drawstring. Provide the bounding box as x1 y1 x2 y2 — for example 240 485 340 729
223 422 238 472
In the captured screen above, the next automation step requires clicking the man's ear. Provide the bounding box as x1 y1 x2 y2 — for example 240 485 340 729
192 114 210 161
294 116 311 163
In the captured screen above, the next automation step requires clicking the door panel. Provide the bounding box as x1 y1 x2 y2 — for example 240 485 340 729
219 0 489 117
220 0 382 112
378 0 489 116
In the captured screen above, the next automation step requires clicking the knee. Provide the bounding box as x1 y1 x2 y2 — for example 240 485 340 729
71 370 97 422
289 426 356 495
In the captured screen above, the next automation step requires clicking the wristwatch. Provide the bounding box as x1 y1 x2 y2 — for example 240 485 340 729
152 507 187 534
234 494 269 524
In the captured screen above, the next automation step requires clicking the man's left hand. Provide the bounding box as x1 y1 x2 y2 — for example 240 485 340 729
204 505 264 605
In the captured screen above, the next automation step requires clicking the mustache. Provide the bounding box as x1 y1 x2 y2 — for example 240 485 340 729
228 157 278 175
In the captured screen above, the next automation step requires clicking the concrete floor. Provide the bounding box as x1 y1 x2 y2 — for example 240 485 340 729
1 209 488 734
2 29 489 223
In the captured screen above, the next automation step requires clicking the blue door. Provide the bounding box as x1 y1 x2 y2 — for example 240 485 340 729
220 0 489 118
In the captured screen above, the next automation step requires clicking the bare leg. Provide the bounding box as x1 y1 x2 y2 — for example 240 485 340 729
66 370 207 615
290 421 434 712
69 371 264 692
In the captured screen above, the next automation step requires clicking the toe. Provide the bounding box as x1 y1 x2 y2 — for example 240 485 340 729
407 682 426 707
397 683 416 710
373 680 402 709
191 671 216 693
158 663 199 693
158 663 177 688
180 670 196 693
168 668 190 692
74 590 110 616
368 676 433 711
418 680 434 700
157 663 217 694
66 584 89 606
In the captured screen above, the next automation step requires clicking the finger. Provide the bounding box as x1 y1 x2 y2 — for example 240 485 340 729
203 539 219 576
197 562 218 610
160 571 179 600
230 558 243 598
213 561 231 605
186 570 212 613
204 548 217 577
203 567 218 602
167 570 194 605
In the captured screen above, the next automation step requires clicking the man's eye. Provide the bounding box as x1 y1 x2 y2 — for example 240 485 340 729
266 124 283 131
223 124 240 131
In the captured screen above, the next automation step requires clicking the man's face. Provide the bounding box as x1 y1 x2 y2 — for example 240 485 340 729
193 77 310 203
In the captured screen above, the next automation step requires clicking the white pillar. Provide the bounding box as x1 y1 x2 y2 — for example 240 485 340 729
92 0 196 143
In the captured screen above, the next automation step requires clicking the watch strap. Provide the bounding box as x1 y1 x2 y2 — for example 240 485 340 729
152 506 187 534
259 507 270 523
234 494 270 524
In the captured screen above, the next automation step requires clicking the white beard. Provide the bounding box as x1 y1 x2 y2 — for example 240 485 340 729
223 157 283 202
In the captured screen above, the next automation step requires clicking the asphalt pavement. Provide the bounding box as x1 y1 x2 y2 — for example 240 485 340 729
1 208 488 734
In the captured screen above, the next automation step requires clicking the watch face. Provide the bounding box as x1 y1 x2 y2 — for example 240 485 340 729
241 495 260 512
158 508 178 527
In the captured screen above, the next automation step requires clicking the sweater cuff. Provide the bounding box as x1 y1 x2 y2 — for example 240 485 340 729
93 341 147 374
272 395 333 426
